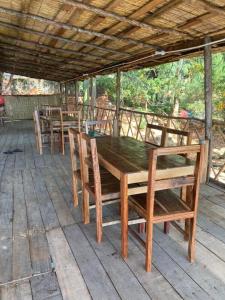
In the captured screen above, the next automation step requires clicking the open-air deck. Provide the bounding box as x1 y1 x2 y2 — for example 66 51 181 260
1 0 225 299
0 121 225 299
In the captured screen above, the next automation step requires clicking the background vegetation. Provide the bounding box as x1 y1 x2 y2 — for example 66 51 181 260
95 52 225 120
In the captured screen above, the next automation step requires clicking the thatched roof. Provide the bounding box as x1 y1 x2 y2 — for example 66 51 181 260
0 0 225 82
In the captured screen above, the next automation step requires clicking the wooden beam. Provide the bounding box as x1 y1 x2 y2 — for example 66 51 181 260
198 0 225 17
0 35 104 66
0 42 94 70
204 36 213 182
0 21 131 57
0 6 157 50
0 66 61 81
1 55 78 77
0 60 73 80
1 48 86 73
63 0 184 35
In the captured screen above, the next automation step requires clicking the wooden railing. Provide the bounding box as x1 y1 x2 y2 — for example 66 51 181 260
78 104 225 185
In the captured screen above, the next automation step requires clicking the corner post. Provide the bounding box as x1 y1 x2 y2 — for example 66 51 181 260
115 69 121 136
204 36 213 182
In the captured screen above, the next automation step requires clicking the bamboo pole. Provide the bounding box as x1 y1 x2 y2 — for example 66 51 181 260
204 36 213 182
114 69 121 136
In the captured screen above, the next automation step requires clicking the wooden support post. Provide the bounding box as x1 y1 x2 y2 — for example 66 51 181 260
114 69 121 136
204 36 213 182
75 80 79 109
90 77 96 120
0 72 3 94
59 82 63 105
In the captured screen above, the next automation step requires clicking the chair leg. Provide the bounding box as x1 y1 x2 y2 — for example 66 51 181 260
163 222 170 234
138 223 145 234
95 196 103 243
72 174 79 207
184 186 192 241
82 188 90 224
145 220 153 272
188 217 197 263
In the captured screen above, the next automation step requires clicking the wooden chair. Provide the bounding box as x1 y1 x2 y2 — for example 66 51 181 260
60 110 81 155
45 106 62 117
163 128 192 233
129 144 204 272
33 110 51 155
68 128 82 207
80 132 120 243
145 124 166 146
85 119 113 136
164 127 192 147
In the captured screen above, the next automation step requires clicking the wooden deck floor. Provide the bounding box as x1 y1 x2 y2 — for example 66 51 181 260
1 121 225 300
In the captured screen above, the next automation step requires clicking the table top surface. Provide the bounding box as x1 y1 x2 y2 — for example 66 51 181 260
96 136 194 181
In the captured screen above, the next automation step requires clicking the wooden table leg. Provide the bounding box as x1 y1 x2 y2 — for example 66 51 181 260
121 174 128 259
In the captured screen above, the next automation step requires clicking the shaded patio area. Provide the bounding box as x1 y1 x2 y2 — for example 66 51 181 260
1 121 225 299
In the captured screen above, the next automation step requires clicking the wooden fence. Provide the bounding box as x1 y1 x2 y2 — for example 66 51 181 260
79 104 225 185
5 94 61 119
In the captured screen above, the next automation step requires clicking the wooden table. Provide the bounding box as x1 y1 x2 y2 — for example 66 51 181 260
96 136 194 258
40 115 80 153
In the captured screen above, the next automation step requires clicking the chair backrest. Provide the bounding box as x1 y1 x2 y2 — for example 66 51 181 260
163 127 192 147
145 124 192 147
146 144 204 215
60 111 81 131
85 119 113 136
68 128 82 175
80 133 102 199
145 124 166 146
45 106 62 117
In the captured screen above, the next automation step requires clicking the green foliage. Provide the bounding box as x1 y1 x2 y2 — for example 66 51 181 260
96 52 225 120
96 74 116 103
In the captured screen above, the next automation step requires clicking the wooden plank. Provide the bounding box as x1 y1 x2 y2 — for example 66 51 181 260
64 224 120 300
30 232 52 274
46 228 91 299
13 170 27 236
1 282 32 300
23 169 45 231
30 273 63 300
128 226 209 299
12 235 32 280
154 225 225 298
30 168 60 231
0 168 14 283
81 223 151 300
40 168 75 227
105 225 182 299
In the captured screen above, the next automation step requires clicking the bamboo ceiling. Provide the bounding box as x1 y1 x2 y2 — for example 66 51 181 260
0 0 225 82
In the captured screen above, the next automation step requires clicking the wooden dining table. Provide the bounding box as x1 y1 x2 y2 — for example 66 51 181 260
96 136 195 258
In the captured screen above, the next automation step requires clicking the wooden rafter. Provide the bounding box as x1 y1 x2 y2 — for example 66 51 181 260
62 0 186 36
1 51 84 75
0 65 63 81
0 20 132 57
0 45 89 71
0 34 114 63
77 0 186 57
0 35 105 66
0 6 158 50
1 58 77 77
